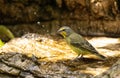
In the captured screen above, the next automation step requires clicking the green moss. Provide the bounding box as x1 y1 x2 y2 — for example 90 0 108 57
0 25 14 39
0 39 4 47
0 25 14 47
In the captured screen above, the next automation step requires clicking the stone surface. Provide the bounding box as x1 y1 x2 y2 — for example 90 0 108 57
0 33 120 78
0 0 120 37
94 59 120 78
0 52 92 78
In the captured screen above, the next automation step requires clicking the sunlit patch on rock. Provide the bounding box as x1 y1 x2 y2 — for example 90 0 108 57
0 33 120 76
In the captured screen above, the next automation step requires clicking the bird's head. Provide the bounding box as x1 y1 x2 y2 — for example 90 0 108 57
57 26 74 38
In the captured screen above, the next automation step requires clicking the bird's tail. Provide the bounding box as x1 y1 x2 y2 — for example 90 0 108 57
95 53 106 60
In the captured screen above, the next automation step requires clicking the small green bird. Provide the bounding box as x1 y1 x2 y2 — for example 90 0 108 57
57 26 106 60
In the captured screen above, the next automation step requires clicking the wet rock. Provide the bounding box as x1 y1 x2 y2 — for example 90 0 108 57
0 33 120 78
0 52 42 77
0 74 16 78
94 59 120 78
0 52 119 78
0 61 20 76
0 52 92 78
0 0 120 37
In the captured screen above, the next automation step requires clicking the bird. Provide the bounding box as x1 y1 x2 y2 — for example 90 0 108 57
57 26 106 60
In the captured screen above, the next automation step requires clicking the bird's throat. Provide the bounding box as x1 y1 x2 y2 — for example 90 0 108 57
60 31 67 38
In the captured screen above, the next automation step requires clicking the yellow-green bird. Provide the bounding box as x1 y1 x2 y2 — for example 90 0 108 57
57 26 106 59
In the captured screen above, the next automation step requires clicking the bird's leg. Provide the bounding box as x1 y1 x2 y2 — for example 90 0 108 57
78 54 84 59
72 54 84 61
75 54 84 60
80 54 83 58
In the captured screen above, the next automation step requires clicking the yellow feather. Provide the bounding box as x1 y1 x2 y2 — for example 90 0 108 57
60 31 67 38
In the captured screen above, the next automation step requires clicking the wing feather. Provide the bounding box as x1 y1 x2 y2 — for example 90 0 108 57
69 33 98 54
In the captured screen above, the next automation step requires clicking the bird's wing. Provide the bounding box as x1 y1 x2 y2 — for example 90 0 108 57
69 34 98 54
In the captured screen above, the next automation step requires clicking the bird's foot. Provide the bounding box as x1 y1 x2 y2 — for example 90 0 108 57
72 55 84 61
77 54 84 59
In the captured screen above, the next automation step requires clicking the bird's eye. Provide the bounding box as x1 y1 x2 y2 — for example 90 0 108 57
62 29 65 31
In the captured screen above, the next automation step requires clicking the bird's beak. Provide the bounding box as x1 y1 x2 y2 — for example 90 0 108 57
57 31 67 38
57 29 61 34
57 29 64 37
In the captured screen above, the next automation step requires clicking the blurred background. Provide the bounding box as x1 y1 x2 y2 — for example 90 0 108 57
0 0 120 38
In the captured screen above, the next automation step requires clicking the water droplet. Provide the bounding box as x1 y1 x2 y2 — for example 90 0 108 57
37 21 40 25
34 12 37 15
